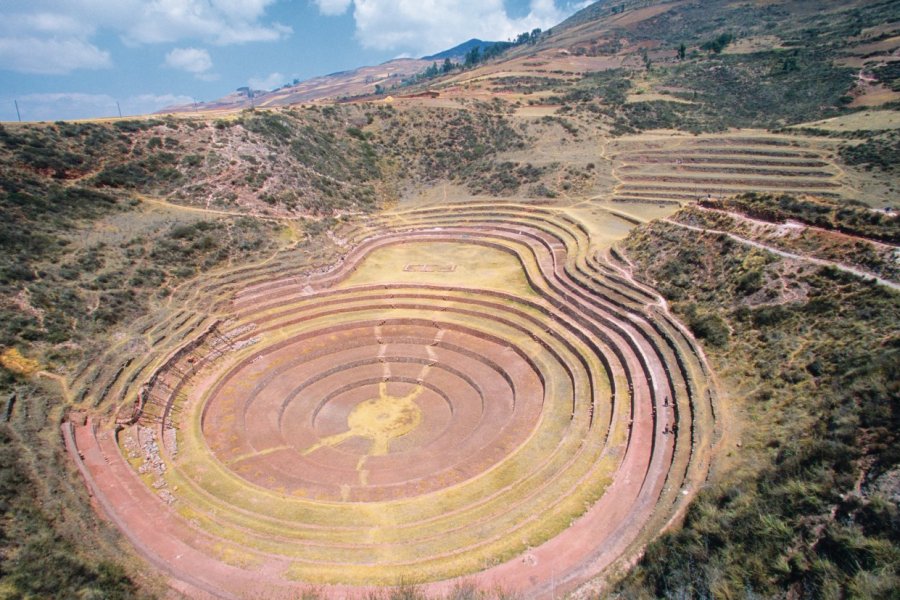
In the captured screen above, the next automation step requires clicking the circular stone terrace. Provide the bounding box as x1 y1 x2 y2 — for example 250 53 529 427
65 203 718 599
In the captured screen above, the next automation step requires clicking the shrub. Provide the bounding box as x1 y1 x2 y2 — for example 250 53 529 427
701 32 734 54
688 310 729 346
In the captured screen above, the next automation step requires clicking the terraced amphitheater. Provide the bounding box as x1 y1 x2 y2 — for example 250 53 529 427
65 201 717 598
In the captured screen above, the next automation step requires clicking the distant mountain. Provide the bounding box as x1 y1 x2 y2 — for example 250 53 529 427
423 39 503 61
159 57 429 113
161 37 507 114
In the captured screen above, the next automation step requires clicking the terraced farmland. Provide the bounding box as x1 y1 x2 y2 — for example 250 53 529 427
64 202 718 599
606 134 846 206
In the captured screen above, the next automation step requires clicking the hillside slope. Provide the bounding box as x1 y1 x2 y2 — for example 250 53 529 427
174 0 898 116
164 58 430 112
609 205 899 598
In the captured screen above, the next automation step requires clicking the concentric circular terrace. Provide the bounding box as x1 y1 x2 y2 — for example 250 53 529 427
65 203 717 599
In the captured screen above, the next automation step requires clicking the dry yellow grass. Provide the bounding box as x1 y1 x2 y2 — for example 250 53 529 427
0 347 40 376
723 35 785 54
794 110 900 131
342 241 537 297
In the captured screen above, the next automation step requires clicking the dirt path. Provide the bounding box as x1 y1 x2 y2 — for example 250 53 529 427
664 218 900 291
136 193 297 221
699 205 899 253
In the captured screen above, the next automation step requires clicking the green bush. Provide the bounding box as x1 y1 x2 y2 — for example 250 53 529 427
700 32 734 54
839 132 900 173
685 306 729 346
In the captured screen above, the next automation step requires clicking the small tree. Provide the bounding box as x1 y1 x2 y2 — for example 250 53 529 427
442 58 454 73
424 62 439 78
701 32 734 54
678 43 686 60
464 46 481 68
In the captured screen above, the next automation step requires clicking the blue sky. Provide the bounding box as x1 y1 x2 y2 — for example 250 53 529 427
0 0 590 122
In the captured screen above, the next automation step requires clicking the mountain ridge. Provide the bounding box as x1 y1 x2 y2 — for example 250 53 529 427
422 38 504 61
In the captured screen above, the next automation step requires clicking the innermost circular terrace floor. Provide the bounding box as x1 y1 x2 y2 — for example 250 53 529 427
340 240 537 295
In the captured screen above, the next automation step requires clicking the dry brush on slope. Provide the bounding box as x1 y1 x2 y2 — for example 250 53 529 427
611 209 899 599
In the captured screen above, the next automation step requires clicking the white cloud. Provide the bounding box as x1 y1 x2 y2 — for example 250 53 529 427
0 0 290 74
6 91 192 121
312 0 353 16
124 0 292 46
165 47 213 75
249 71 287 90
21 12 93 36
314 0 580 56
0 37 111 75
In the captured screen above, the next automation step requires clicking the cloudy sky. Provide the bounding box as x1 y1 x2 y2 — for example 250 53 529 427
0 0 590 121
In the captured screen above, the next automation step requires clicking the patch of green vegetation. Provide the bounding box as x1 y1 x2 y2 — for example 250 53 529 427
873 62 900 92
537 115 580 138
614 210 900 598
683 304 729 347
0 122 114 178
700 32 734 54
372 105 526 189
467 161 547 195
242 111 295 142
92 151 183 189
613 100 707 135
113 119 165 133
490 76 564 94
562 69 632 105
839 131 900 174
658 50 854 129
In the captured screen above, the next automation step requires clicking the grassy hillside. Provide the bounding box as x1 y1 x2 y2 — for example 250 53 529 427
611 204 899 598
407 0 898 137
0 118 322 598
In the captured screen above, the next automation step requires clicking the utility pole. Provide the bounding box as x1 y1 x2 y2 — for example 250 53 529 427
14 100 21 122
116 101 122 118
